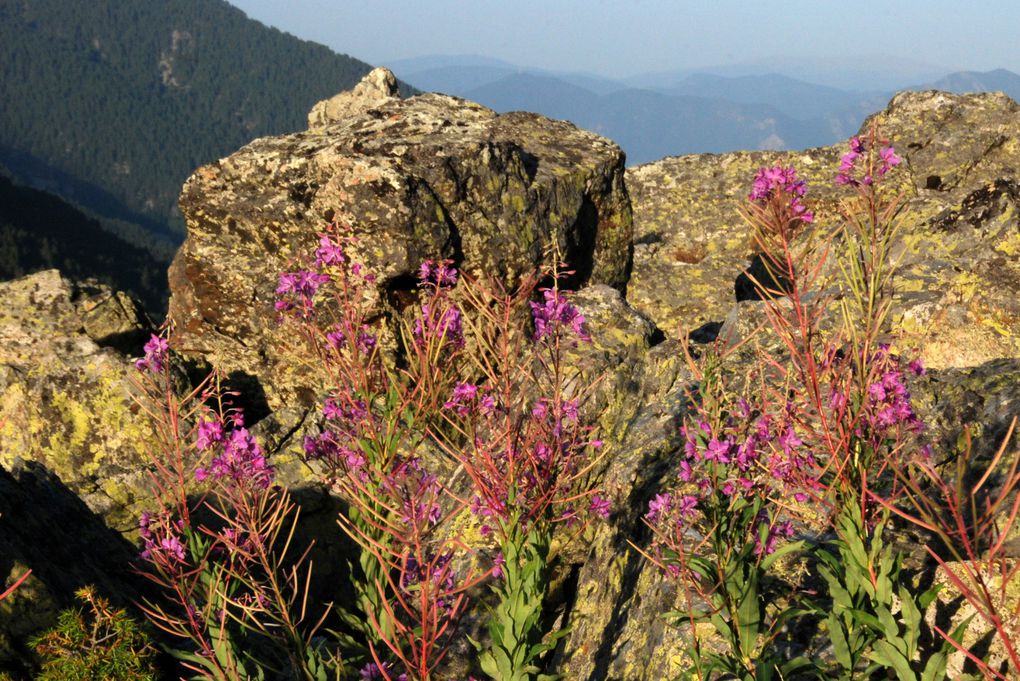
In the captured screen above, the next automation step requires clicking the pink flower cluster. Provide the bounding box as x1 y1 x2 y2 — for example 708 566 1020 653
530 289 591 342
836 136 902 186
442 382 496 416
135 334 169 374
413 304 464 350
139 510 187 567
646 405 816 569
418 259 458 288
748 165 814 223
412 260 465 350
194 416 275 490
861 345 925 437
274 270 330 314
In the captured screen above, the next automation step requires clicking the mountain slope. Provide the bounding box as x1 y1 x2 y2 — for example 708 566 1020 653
0 175 167 312
0 0 403 254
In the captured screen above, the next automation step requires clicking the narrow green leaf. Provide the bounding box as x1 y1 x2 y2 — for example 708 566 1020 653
868 640 916 681
827 610 853 669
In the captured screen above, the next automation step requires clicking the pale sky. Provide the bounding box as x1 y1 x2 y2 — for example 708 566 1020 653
227 0 1018 79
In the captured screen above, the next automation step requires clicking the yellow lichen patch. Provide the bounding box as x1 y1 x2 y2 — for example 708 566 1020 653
994 229 1020 258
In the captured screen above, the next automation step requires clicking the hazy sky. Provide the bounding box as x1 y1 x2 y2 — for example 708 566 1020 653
227 0 1018 79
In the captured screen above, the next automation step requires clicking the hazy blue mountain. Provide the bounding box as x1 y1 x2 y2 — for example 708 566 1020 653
396 65 520 94
918 69 1020 101
629 55 950 92
463 73 835 164
392 55 905 163
386 54 519 73
464 73 601 122
392 54 626 96
658 73 887 121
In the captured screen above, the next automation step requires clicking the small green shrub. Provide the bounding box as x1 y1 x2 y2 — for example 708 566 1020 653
31 586 158 681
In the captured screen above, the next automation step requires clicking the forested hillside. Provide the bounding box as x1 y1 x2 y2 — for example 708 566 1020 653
0 0 394 257
0 175 167 312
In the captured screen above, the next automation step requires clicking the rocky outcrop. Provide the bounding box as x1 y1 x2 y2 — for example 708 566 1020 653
8 83 1020 678
0 271 158 670
0 270 156 532
170 70 633 411
627 91 1020 369
307 66 400 129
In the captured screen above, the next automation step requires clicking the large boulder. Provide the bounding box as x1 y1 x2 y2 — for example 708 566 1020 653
0 270 156 532
627 91 1020 369
169 68 633 410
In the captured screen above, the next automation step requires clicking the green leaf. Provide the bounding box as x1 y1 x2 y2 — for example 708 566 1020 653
760 539 805 570
827 610 853 669
868 640 916 681
874 604 903 648
817 564 854 612
735 571 761 657
897 585 922 657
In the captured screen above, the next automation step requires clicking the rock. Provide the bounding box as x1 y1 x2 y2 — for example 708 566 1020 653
0 271 157 533
627 91 1020 369
307 66 401 129
0 459 146 672
556 338 695 679
927 559 1020 679
170 86 633 410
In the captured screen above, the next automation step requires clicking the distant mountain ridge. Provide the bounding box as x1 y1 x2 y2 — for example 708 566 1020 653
0 0 412 258
392 55 1020 164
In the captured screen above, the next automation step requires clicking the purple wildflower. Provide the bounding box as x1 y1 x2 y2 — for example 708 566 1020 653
160 535 187 562
325 326 347 350
275 270 329 313
359 662 407 681
589 494 611 519
195 428 274 489
443 382 479 415
754 519 795 556
135 334 169 374
530 289 591 342
418 260 459 288
195 419 224 451
314 235 346 267
748 165 814 223
492 551 506 580
676 494 699 520
878 146 902 175
646 493 672 522
355 328 377 354
413 303 464 349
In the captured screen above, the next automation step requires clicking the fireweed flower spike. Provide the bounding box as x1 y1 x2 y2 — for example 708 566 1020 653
748 165 814 223
529 288 591 343
274 270 330 315
837 133 902 186
135 333 169 374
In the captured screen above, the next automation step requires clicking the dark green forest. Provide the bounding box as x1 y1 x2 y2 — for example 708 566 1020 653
0 0 405 304
0 174 168 312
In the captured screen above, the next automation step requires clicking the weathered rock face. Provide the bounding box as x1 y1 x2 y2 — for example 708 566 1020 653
307 66 400 130
0 459 146 672
0 270 156 532
0 271 158 670
170 69 633 410
627 91 1020 369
